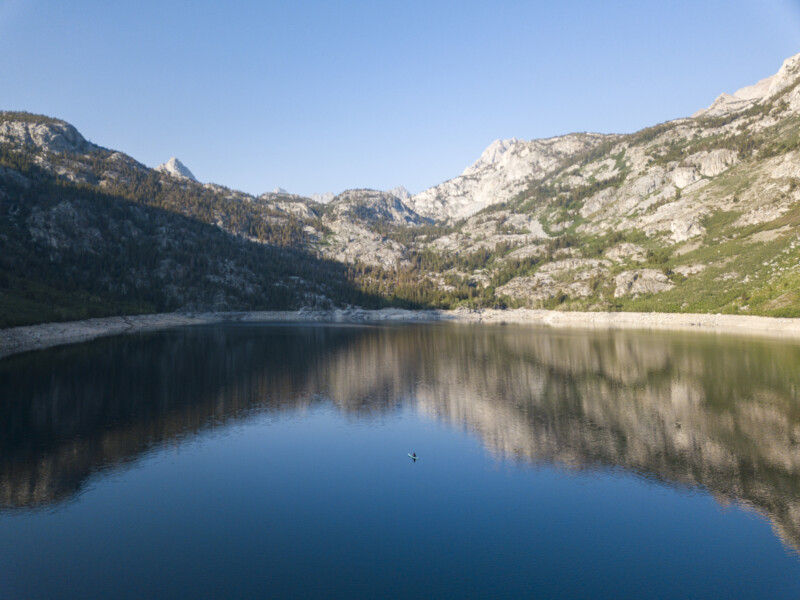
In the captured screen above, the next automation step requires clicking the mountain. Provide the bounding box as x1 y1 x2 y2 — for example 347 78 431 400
1 52 800 324
0 112 382 327
319 189 429 268
406 133 613 221
408 53 800 225
369 52 800 315
156 157 197 181
388 186 411 201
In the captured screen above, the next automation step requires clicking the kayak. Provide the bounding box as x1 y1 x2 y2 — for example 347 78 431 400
408 454 419 460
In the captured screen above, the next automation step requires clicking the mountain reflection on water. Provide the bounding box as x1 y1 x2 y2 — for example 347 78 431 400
1 323 799 553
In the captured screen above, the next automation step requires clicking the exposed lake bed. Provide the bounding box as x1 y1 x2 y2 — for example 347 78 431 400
1 323 799 598
4 308 800 360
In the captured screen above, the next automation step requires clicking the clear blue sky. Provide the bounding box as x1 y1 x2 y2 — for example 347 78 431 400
1 0 799 197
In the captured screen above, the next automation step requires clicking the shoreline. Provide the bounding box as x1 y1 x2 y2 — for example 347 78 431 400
2 307 800 360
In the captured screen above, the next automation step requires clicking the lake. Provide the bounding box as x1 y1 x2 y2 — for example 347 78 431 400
1 323 799 598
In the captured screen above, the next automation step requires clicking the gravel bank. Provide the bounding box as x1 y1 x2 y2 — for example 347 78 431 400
2 308 800 360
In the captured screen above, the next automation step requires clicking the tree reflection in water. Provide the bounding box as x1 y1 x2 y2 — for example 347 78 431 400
1 323 799 553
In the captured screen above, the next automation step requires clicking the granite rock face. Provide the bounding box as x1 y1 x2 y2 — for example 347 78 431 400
318 189 429 268
406 133 613 221
0 120 90 154
614 270 674 298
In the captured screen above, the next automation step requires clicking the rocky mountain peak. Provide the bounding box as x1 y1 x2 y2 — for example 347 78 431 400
156 157 197 182
464 138 520 175
764 51 800 95
694 51 800 118
388 186 411 200
407 133 610 221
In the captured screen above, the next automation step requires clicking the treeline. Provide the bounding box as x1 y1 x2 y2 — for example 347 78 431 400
0 111 65 126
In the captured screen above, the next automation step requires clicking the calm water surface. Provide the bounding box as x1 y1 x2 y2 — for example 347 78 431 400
1 323 799 598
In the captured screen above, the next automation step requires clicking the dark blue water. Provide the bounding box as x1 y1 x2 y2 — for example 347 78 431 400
1 323 799 598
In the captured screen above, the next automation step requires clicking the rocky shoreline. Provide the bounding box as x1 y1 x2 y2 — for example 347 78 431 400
2 308 800 360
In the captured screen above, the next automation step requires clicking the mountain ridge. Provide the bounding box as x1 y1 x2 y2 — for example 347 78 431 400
1 51 799 325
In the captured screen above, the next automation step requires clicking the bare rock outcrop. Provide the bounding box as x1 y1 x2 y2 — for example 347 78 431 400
604 243 646 262
499 259 609 302
328 189 426 226
407 133 613 221
692 149 739 177
614 269 674 298
0 119 90 154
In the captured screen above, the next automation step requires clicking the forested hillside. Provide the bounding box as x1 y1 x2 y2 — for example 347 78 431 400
0 124 383 327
